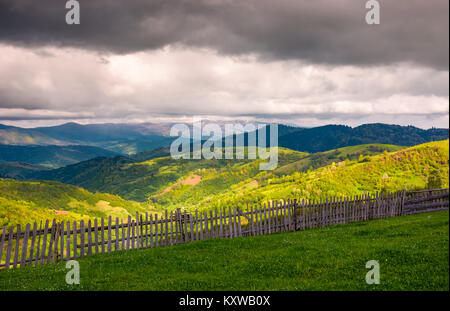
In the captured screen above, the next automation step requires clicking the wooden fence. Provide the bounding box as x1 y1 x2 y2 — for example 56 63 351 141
0 188 448 270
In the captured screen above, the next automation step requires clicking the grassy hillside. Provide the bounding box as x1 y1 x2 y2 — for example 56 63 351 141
274 143 404 175
34 148 308 202
2 141 447 221
0 179 155 227
0 211 447 291
158 140 449 211
27 142 447 211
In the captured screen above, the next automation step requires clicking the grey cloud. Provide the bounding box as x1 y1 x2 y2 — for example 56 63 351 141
0 0 448 69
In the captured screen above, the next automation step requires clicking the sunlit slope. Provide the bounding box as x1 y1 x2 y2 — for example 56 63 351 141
0 179 153 227
151 144 407 209
160 140 449 211
35 148 307 202
274 143 404 175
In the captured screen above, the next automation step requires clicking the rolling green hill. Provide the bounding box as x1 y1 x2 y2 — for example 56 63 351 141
33 148 308 202
1 141 447 226
0 179 155 227
1 211 447 291
179 140 449 211
26 142 444 209
274 143 404 175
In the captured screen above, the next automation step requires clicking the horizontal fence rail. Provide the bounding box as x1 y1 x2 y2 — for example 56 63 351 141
0 188 448 270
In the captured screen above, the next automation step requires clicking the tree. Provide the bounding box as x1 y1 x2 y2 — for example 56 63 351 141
427 169 442 189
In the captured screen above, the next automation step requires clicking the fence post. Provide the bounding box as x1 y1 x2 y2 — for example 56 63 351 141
400 189 406 216
52 222 62 263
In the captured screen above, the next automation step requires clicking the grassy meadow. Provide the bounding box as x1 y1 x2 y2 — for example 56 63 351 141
0 210 448 291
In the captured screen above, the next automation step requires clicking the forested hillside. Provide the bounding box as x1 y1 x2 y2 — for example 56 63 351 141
31 148 307 202
0 144 119 168
0 179 153 227
278 124 448 152
178 140 449 211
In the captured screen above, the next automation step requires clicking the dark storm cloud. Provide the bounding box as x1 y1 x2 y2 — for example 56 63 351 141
0 0 448 69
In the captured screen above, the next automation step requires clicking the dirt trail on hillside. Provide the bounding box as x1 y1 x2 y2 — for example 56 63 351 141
162 174 202 194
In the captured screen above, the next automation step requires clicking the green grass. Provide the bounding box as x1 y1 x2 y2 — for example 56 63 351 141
0 211 448 291
274 143 404 175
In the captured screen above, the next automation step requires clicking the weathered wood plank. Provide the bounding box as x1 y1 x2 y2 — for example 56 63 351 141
59 222 64 261
195 210 199 241
93 219 99 254
107 216 112 252
214 209 219 238
302 200 306 230
39 220 49 264
101 218 105 253
135 212 140 249
250 206 254 236
4 226 14 269
202 211 208 239
155 214 159 247
87 220 92 256
72 221 77 259
47 220 56 264
220 209 225 238
184 211 189 243
116 217 120 251
165 211 169 246
79 220 85 257
121 219 126 250
199 212 204 240
12 224 22 268
237 208 242 237
146 213 149 248
174 210 179 243
149 215 154 248
211 210 215 238
262 203 266 234
190 212 195 242
170 211 174 245
65 221 71 260
228 207 233 238
28 222 38 265
131 220 136 249
126 216 131 250
0 225 7 265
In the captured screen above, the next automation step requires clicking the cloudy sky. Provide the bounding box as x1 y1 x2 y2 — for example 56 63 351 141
0 0 448 128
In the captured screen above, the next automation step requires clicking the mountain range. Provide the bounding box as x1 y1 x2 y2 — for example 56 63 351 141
278 124 449 152
0 144 119 168
0 122 174 154
0 122 447 178
1 139 448 227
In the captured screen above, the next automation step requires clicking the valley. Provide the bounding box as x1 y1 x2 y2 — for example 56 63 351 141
0 136 448 227
0 121 448 228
